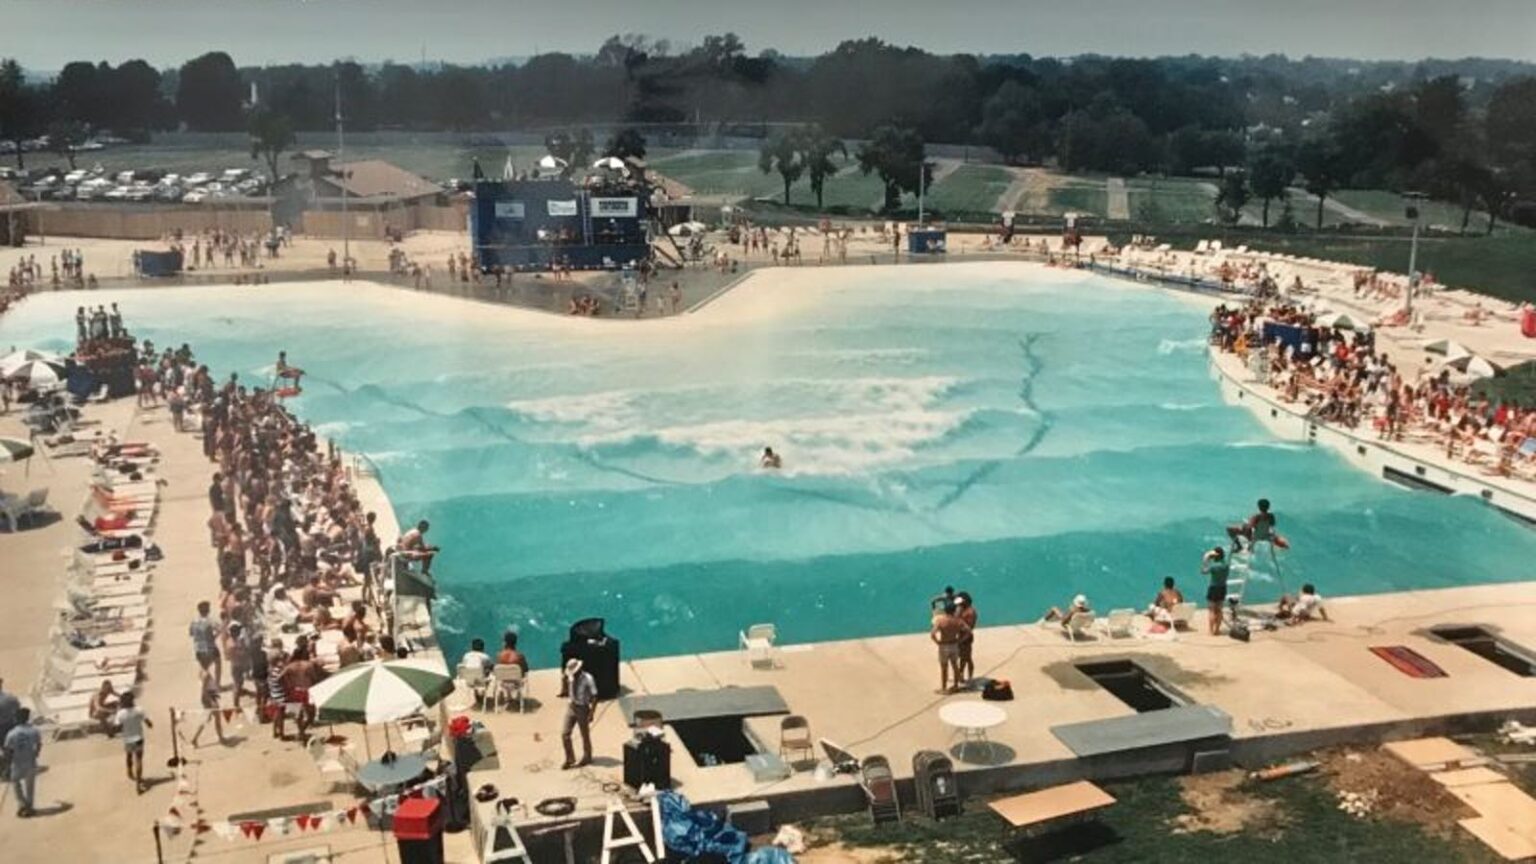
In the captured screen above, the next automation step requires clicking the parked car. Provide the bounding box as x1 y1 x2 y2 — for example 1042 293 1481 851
181 189 208 204
125 184 156 202
114 170 135 184
185 172 214 186
75 178 113 200
63 169 90 184
154 184 184 203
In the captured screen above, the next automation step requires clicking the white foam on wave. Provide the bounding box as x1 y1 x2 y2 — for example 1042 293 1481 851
506 375 960 433
1158 402 1209 412
312 420 353 438
585 408 973 476
1226 441 1311 451
1157 337 1208 355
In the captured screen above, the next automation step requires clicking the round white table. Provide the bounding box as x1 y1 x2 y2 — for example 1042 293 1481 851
938 701 1007 762
354 752 428 793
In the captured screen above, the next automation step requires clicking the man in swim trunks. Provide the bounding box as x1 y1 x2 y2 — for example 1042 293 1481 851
397 520 440 574
930 604 971 694
1227 498 1277 553
1202 547 1230 636
760 447 782 469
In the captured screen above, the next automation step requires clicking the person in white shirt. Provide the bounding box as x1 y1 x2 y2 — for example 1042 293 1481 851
460 638 493 675
1279 583 1329 624
113 693 154 794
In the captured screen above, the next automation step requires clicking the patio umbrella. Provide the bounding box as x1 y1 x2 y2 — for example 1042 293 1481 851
308 658 454 725
0 349 61 376
591 156 628 171
1423 338 1472 360
0 437 35 463
7 359 64 389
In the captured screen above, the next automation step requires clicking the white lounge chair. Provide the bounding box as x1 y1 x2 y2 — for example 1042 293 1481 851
1170 602 1196 631
740 623 778 668
1100 609 1138 639
1065 611 1097 642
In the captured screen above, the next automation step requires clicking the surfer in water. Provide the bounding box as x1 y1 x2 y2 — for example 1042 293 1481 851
1227 498 1288 553
759 447 782 470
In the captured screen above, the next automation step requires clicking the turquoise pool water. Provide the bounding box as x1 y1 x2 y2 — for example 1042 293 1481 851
6 266 1535 666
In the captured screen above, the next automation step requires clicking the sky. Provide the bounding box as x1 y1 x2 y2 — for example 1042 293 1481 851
8 0 1536 71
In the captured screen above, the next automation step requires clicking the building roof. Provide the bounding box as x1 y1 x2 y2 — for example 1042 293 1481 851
293 149 335 162
317 160 439 201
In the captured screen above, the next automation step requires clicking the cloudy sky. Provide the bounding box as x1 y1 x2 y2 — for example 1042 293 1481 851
9 0 1535 70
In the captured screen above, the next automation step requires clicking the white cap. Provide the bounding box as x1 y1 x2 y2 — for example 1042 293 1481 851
1073 594 1088 608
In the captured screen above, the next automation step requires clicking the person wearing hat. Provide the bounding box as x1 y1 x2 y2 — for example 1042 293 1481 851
561 658 597 770
1043 594 1092 629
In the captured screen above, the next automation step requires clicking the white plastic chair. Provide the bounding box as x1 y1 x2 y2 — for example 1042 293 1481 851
1170 602 1196 631
1065 611 1097 642
740 623 778 668
1101 609 1137 639
490 663 526 713
456 661 488 707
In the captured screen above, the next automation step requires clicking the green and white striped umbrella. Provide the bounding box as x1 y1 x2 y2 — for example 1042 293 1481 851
0 437 35 463
309 658 455 725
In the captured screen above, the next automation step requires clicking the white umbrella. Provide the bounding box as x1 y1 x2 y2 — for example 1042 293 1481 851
1424 338 1472 360
0 437 35 463
7 359 64 389
591 156 628 171
537 155 568 170
667 221 709 237
0 349 62 376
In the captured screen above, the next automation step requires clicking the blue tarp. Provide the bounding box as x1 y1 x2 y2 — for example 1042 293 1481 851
1262 321 1315 354
658 791 749 864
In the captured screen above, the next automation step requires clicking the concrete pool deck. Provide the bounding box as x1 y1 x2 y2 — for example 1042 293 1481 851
4 269 1536 864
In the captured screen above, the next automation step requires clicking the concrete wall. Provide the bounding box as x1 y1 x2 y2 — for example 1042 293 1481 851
34 203 272 240
297 201 466 238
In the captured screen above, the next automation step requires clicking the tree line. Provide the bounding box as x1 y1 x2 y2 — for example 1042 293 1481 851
1 37 1533 226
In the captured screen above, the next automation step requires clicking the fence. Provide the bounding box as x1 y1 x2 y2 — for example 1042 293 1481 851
37 203 273 240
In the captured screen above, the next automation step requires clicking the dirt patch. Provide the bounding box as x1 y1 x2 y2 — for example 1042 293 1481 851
1319 748 1475 835
1172 770 1287 836
794 841 900 864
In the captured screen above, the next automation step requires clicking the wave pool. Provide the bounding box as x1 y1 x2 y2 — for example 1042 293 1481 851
5 264 1534 665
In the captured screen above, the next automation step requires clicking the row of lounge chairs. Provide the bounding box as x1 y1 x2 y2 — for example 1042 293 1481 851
27 436 163 740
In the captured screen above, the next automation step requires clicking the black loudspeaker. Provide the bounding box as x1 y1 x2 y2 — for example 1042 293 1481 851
562 618 621 699
623 735 671 790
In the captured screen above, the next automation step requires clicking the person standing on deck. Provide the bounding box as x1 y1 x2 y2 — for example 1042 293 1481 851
1202 547 1230 636
4 707 41 817
561 658 596 770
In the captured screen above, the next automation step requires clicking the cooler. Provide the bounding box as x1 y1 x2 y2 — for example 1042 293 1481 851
393 797 445 864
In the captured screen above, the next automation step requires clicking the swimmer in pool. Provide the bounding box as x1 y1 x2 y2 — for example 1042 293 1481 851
760 447 782 469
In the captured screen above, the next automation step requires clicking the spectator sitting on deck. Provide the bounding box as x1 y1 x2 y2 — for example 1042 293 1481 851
396 520 440 575
1278 584 1330 624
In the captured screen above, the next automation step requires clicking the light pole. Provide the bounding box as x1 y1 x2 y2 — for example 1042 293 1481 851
1403 191 1426 315
335 79 349 274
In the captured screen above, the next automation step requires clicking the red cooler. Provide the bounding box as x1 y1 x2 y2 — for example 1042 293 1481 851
393 797 445 864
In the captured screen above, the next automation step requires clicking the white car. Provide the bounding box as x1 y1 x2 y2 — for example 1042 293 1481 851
185 172 214 186
220 168 252 183
64 169 90 184
181 189 208 204
102 185 131 201
114 170 135 184
125 184 155 202
159 173 181 186
75 178 113 200
154 185 183 202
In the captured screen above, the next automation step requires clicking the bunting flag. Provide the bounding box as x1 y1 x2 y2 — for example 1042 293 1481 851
193 771 450 842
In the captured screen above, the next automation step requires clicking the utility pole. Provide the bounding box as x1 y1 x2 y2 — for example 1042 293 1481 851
1403 191 1426 315
336 77 349 273
917 160 926 226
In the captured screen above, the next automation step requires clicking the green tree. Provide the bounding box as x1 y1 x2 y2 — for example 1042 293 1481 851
1296 137 1344 229
1213 169 1250 225
975 80 1043 165
571 128 595 169
800 126 846 210
857 124 931 212
758 131 804 205
248 108 296 181
0 59 40 169
46 120 86 170
604 128 647 161
176 51 244 131
1248 151 1295 228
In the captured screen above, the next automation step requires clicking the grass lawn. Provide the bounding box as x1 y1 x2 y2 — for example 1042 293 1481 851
1245 232 1536 303
1329 189 1514 234
807 767 1506 864
1127 177 1219 224
1046 177 1108 217
925 164 1012 216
